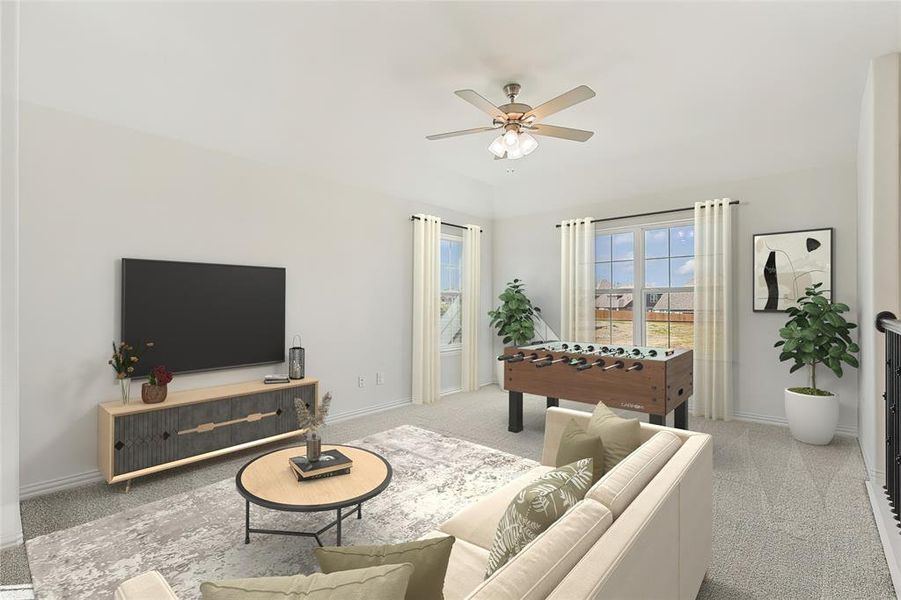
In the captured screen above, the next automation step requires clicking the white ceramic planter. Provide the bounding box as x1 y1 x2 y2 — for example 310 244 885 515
784 388 839 445
496 361 506 392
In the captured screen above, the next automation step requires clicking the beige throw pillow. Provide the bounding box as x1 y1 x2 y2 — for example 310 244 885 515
199 563 413 600
587 402 641 472
315 535 455 600
554 418 604 483
484 458 593 578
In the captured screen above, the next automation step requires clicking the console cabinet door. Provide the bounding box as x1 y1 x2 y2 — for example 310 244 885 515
230 393 280 445
277 385 314 434
113 408 179 476
176 399 232 459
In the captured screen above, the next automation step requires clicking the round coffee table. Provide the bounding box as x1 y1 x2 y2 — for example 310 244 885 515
236 444 391 546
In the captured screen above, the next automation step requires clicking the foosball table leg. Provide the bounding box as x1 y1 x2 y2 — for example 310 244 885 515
546 397 559 409
674 402 688 430
649 414 665 426
508 391 523 433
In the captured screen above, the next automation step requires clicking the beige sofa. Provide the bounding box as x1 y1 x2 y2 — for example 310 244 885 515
116 407 712 600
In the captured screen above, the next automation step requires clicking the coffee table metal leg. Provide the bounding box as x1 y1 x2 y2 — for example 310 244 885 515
336 509 342 546
357 503 362 519
244 500 250 544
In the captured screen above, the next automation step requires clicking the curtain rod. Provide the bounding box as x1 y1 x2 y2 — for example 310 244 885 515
410 215 483 232
554 200 740 228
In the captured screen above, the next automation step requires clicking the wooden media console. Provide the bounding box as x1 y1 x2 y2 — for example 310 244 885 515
98 378 318 485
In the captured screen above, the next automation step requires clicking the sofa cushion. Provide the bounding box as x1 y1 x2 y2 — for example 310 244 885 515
587 430 682 518
199 563 413 600
114 570 178 600
467 499 613 600
484 458 594 577
438 465 552 549
555 418 604 483
420 531 491 600
586 402 641 472
314 535 454 600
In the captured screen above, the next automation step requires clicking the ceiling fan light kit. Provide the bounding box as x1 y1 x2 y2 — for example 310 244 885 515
427 82 596 160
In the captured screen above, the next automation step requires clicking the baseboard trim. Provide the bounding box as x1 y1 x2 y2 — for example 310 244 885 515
20 469 104 500
732 410 858 437
325 397 413 425
866 479 901 596
0 532 24 549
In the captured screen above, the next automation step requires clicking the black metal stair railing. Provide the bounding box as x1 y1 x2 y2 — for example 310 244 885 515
876 311 901 528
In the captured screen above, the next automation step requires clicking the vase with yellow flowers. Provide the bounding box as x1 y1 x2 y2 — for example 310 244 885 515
109 341 153 404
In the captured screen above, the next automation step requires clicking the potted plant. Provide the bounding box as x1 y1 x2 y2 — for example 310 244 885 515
488 279 541 391
774 283 858 445
108 341 154 404
142 365 173 404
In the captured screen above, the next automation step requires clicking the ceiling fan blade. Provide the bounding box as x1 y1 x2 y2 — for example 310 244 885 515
426 126 499 141
528 124 594 142
454 89 507 120
523 85 595 121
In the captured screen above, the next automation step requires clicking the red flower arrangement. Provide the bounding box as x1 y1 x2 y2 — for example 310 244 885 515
149 365 173 386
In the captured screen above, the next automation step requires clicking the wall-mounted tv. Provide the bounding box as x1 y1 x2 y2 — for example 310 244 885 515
121 259 286 377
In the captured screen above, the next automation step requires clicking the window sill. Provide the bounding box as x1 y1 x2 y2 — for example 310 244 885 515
441 347 462 355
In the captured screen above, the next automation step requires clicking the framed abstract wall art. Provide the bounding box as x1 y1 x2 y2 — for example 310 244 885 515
752 228 833 312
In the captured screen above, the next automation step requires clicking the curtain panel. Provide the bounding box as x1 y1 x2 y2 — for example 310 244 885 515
560 217 596 341
412 214 441 404
462 224 481 392
693 199 734 420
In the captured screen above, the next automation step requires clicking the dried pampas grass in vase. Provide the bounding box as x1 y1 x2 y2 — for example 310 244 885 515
294 392 331 462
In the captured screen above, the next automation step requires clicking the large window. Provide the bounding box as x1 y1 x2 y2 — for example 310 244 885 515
440 234 463 350
594 222 694 349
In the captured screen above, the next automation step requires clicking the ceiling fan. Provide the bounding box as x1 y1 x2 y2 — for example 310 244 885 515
426 83 596 160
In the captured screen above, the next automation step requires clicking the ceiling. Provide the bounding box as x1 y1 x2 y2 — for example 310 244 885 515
18 1 901 218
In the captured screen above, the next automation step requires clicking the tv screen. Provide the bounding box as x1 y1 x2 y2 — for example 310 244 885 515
121 259 286 377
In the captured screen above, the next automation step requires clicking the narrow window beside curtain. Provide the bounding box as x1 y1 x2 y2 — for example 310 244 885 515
560 218 596 341
413 214 441 405
462 225 481 392
693 198 734 420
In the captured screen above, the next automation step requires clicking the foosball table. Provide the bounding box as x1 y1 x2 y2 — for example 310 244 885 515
498 341 693 432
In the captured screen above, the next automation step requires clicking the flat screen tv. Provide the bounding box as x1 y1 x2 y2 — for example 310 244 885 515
121 259 286 377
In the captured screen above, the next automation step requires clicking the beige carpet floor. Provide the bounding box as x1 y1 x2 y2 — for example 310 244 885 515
1 385 895 598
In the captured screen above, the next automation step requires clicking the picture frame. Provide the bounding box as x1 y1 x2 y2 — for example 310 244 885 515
752 227 833 313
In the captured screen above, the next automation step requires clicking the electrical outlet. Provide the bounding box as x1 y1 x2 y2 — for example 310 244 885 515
376 372 385 385
357 376 366 388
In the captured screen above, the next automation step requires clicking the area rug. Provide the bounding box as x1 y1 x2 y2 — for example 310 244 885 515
25 425 538 599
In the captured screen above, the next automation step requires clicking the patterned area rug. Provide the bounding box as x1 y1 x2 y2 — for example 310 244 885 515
25 425 537 599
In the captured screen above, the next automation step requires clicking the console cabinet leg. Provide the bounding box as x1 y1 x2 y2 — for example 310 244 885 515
508 391 523 433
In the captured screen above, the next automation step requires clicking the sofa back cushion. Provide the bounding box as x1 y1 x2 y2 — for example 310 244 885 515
587 430 681 518
467 499 613 600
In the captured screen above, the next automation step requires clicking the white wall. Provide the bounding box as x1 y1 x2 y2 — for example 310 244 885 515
857 54 901 481
493 163 860 432
16 103 494 493
0 0 23 547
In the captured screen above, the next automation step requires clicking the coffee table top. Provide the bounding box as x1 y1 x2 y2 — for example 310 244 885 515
236 444 392 512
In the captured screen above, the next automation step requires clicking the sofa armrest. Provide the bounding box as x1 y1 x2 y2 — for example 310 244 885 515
541 407 591 466
115 571 179 600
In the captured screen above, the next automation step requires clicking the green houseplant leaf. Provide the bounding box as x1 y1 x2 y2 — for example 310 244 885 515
775 285 859 395
488 279 542 347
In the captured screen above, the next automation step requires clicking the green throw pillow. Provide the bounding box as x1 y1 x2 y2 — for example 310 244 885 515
484 458 593 578
199 563 413 600
587 402 640 472
555 418 604 483
314 535 455 600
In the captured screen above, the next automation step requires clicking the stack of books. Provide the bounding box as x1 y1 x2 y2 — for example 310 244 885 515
289 450 353 481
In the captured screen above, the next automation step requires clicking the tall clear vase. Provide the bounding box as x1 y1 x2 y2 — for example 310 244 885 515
306 431 322 462
120 378 131 404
